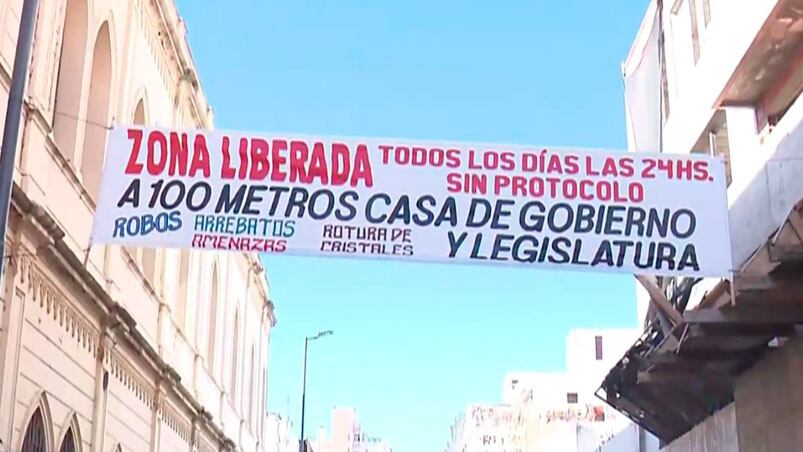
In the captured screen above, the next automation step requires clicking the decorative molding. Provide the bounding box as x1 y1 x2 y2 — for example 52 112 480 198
137 0 177 108
109 349 155 410
13 244 240 450
21 253 100 357
160 402 192 444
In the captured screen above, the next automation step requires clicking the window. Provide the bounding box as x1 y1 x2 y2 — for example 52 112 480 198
230 309 240 398
693 110 732 187
593 406 606 422
689 0 701 63
567 392 578 404
21 408 46 452
708 130 732 187
206 265 219 372
176 251 190 328
131 98 159 287
659 19 671 124
141 249 157 287
595 335 603 360
53 0 88 161
133 99 146 125
59 428 76 452
81 22 113 199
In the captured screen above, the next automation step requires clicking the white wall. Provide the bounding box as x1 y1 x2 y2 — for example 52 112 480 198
566 329 640 394
584 423 660 452
625 0 803 326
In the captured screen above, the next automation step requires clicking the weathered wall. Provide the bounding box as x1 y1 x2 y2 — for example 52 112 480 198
660 403 738 452
658 335 803 452
735 335 803 452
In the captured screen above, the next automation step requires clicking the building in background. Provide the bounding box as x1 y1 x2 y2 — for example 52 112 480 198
264 413 298 452
603 0 803 451
0 1 275 451
314 407 393 452
446 404 517 452
446 329 642 452
445 414 466 452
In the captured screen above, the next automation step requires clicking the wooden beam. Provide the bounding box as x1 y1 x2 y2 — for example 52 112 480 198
651 348 761 364
769 244 803 263
636 274 684 325
637 369 734 384
698 279 731 309
684 305 803 325
734 273 803 304
677 347 767 362
625 385 694 438
691 322 795 337
736 273 803 290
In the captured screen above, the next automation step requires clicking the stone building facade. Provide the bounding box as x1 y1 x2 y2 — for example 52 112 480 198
0 0 276 451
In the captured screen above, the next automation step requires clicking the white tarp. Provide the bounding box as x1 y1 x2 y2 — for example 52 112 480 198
624 1 662 153
90 126 731 277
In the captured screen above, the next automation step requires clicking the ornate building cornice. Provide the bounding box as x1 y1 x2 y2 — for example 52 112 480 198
10 184 236 448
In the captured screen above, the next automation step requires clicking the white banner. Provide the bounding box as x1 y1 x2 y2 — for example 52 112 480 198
91 126 731 277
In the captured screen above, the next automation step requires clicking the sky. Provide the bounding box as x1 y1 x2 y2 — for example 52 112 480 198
175 1 649 450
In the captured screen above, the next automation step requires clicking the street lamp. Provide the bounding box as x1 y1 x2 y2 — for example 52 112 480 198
299 330 333 452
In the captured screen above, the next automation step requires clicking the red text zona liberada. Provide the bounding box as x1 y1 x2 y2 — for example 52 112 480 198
123 129 375 187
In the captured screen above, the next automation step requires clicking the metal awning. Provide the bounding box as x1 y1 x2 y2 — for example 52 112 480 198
599 200 803 443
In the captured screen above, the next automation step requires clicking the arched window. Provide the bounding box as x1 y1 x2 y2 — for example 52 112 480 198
176 251 190 328
140 249 156 288
80 22 112 199
206 265 219 372
21 408 46 452
59 427 76 452
132 98 146 125
131 97 157 288
229 308 240 397
53 0 88 161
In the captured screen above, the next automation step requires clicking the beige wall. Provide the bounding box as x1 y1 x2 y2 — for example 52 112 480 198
0 1 274 451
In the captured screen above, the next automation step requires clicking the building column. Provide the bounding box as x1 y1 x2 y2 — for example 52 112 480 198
194 352 203 400
0 239 25 445
90 332 115 452
0 212 37 445
190 415 200 452
219 389 227 432
149 383 165 452
157 301 172 359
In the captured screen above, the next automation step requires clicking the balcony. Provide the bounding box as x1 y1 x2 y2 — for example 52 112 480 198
716 0 803 129
598 202 803 443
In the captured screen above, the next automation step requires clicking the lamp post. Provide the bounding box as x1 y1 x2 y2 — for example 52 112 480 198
299 330 333 452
